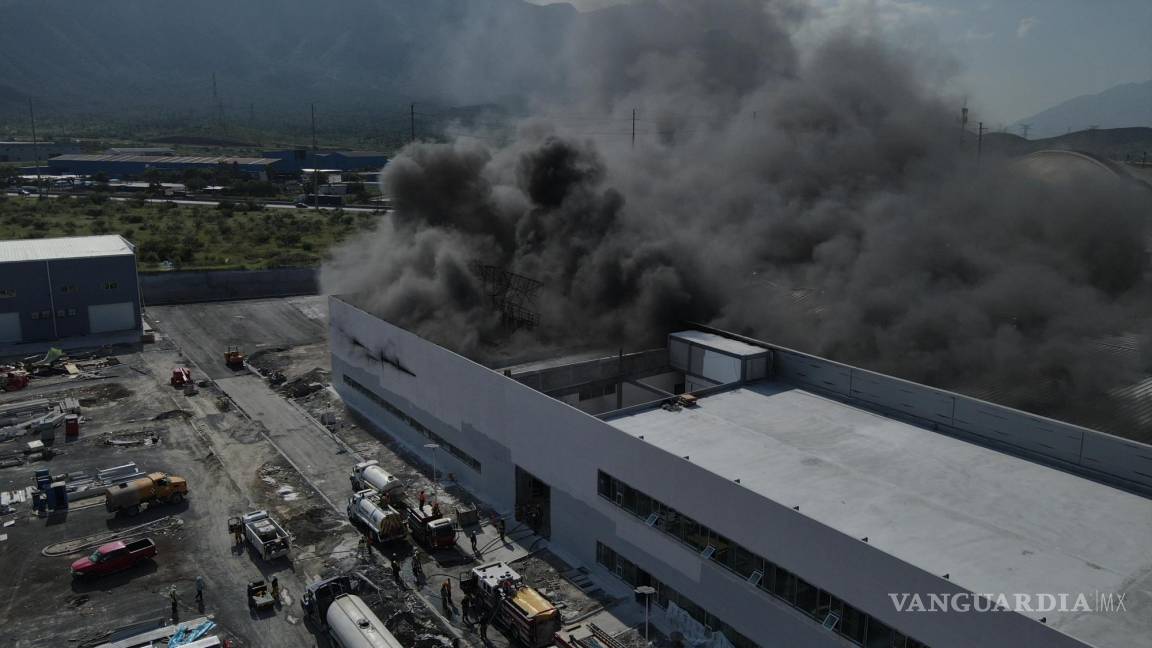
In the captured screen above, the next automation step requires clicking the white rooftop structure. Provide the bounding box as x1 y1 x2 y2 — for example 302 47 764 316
605 382 1152 648
670 330 766 357
0 235 135 263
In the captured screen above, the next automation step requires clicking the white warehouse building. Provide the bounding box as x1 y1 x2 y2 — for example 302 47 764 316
329 295 1152 648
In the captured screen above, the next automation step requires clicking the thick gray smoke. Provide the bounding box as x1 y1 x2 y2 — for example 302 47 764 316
323 0 1152 431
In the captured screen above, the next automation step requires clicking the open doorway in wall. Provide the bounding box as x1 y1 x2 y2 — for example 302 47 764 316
514 465 551 539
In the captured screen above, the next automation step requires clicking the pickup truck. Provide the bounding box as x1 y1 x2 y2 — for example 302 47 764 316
71 538 157 577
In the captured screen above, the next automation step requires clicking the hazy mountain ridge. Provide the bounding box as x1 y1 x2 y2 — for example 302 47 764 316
1013 80 1152 139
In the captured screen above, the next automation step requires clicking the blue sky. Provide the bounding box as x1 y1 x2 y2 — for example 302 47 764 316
537 0 1152 125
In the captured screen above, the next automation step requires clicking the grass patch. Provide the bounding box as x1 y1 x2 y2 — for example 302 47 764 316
0 194 378 270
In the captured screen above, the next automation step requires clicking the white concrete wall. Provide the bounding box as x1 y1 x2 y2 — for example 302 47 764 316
329 297 1090 648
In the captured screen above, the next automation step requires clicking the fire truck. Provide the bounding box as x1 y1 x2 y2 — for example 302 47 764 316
461 562 562 648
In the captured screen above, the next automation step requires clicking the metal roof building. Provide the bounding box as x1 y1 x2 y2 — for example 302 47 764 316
0 235 142 351
330 295 1152 648
46 154 281 180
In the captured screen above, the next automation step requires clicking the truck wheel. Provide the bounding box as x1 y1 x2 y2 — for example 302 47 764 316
169 492 184 505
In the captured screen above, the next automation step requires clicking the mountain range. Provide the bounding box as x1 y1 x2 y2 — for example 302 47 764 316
1013 80 1152 139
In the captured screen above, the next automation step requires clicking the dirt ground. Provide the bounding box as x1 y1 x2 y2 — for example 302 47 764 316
0 336 353 647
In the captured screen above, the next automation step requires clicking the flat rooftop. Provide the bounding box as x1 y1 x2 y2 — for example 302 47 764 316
605 382 1152 648
0 235 134 263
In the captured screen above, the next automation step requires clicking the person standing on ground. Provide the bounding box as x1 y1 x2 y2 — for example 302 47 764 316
195 576 205 608
479 616 488 641
469 529 479 555
168 585 179 622
418 490 426 508
270 577 280 604
440 580 452 613
392 557 404 587
496 517 505 542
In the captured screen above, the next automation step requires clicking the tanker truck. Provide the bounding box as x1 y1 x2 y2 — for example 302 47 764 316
105 472 189 517
347 489 406 543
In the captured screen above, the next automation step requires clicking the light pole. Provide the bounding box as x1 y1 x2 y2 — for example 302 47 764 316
635 585 656 644
424 443 440 497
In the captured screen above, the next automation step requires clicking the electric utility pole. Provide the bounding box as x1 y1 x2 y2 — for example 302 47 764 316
632 108 636 149
28 100 41 196
311 104 319 211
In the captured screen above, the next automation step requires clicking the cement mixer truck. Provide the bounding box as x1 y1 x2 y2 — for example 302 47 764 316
349 460 404 502
347 489 406 543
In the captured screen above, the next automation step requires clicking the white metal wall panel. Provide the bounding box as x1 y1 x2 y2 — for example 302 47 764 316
850 372 955 424
0 312 20 342
701 350 740 384
669 339 689 371
87 302 135 333
774 351 851 396
1080 433 1152 488
746 355 768 381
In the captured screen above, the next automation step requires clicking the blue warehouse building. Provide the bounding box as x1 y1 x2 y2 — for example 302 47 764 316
261 149 389 174
47 154 281 180
0 236 142 351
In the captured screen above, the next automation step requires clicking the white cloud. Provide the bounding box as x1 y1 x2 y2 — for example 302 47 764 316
1016 16 1037 38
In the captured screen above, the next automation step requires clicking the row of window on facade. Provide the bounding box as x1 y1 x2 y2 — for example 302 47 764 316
597 541 758 648
597 471 930 648
343 374 482 473
0 282 118 299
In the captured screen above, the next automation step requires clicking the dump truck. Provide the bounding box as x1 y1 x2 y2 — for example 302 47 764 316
461 562 562 648
406 502 457 549
104 472 188 516
224 345 245 369
71 538 157 578
349 460 404 501
242 510 292 560
347 489 407 543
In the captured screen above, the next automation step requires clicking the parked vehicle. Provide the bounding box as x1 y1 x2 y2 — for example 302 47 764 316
224 346 245 369
349 460 404 501
461 562 561 648
170 367 192 387
242 510 291 560
104 472 188 517
327 594 402 648
406 502 456 550
347 489 406 543
71 538 157 577
247 580 275 611
302 572 377 628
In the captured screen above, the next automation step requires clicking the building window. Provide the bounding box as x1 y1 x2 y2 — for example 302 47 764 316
0 289 14 298
30 311 38 320
103 281 118 290
67 308 77 316
40 310 51 319
59 285 77 293
56 309 66 318
596 470 931 648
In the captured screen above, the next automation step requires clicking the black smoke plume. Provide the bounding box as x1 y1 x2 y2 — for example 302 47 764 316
322 1 1152 438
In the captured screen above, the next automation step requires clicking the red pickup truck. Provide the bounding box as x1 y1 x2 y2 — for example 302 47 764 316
71 538 157 577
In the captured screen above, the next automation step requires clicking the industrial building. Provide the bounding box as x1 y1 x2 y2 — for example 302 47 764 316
46 154 281 180
0 235 142 350
261 149 389 174
0 141 78 163
329 294 1152 648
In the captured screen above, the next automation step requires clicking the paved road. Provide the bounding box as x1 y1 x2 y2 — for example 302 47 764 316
2 191 380 213
215 374 351 509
